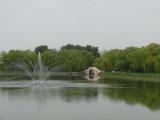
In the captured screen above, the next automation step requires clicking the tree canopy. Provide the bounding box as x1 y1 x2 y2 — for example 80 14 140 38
1 44 97 72
1 43 160 73
94 43 160 73
61 44 100 58
35 45 48 54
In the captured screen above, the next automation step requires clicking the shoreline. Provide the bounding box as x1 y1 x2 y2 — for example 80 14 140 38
0 71 160 82
102 72 160 82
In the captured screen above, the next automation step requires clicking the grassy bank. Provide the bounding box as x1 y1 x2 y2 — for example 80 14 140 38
0 71 160 82
0 71 83 81
102 72 160 82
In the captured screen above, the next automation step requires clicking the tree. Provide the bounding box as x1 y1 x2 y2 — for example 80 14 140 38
35 45 48 54
145 43 160 56
61 44 100 58
94 57 106 70
41 50 59 68
124 48 147 72
2 50 37 71
94 49 119 71
58 49 87 71
0 52 4 71
1 43 160 73
81 50 95 67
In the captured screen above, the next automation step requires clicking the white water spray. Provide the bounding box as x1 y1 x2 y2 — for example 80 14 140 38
17 53 50 81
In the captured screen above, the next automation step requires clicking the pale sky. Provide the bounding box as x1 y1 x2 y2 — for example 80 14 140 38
0 0 160 51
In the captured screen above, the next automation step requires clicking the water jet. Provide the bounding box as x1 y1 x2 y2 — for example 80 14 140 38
17 53 50 81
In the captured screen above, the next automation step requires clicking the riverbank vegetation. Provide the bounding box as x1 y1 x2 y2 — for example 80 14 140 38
95 43 160 73
0 44 98 72
101 72 160 82
0 43 160 73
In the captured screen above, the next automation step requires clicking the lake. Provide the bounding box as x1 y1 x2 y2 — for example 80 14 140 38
0 77 160 120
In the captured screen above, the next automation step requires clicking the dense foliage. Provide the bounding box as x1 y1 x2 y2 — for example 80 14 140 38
94 43 160 73
61 44 100 58
35 45 49 54
1 45 96 72
0 53 4 71
1 43 160 73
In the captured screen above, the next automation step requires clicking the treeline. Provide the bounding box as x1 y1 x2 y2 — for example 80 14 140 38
95 43 160 73
0 43 160 73
0 44 99 72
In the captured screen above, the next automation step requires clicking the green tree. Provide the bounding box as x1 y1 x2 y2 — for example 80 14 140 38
58 49 87 71
35 45 48 54
145 43 160 56
41 50 59 67
61 44 100 58
127 48 147 72
0 52 4 71
95 49 121 71
81 50 95 67
2 50 37 71
94 57 106 70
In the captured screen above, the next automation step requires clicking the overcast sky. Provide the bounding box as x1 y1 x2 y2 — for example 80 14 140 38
0 0 160 51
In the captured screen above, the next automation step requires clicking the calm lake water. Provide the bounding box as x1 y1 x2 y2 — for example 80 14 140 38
0 78 160 120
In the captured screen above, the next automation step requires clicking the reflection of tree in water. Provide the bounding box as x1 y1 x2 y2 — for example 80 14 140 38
102 80 160 111
0 88 58 104
0 87 98 103
60 88 98 102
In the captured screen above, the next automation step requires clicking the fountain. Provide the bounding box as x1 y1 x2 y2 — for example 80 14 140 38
17 53 50 82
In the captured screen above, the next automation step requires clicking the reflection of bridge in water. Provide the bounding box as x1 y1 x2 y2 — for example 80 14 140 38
84 74 101 81
84 67 101 81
